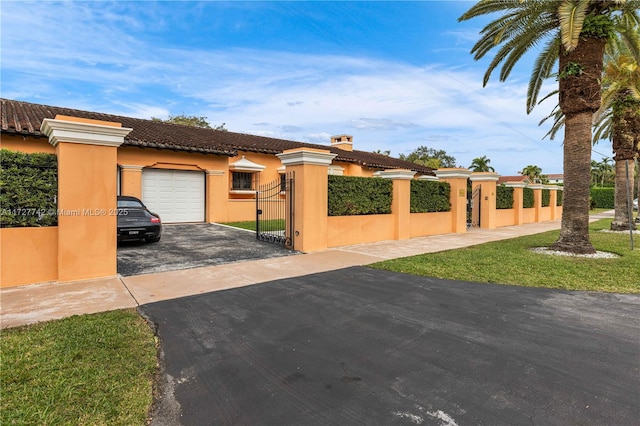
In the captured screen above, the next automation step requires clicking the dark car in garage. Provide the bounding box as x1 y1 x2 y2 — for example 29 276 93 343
117 196 162 243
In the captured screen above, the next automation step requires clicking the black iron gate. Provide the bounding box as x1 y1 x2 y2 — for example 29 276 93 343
467 184 481 228
256 172 295 249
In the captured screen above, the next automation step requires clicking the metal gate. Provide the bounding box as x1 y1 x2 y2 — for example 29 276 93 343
256 172 295 249
467 184 481 228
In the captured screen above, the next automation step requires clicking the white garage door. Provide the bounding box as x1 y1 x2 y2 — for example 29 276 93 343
142 169 205 223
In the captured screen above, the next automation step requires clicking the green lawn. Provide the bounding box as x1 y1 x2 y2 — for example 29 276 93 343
371 219 639 293
220 219 285 232
1 309 157 425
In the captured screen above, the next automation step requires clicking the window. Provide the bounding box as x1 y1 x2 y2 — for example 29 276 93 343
280 174 287 192
232 172 253 190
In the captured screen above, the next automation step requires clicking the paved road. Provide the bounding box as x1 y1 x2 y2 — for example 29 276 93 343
118 223 297 276
140 267 640 426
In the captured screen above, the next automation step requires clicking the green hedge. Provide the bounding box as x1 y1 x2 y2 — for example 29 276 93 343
496 185 514 209
328 175 392 216
523 187 534 208
557 190 563 206
410 180 451 213
542 189 551 207
590 187 614 209
0 149 58 227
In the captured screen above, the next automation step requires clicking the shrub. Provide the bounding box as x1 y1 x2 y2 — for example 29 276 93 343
410 180 451 213
523 187 534 208
0 149 58 227
590 187 615 209
557 190 563 206
328 175 392 216
542 189 550 207
496 185 514 209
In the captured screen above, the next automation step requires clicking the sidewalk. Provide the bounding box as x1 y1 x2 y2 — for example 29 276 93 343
0 213 613 329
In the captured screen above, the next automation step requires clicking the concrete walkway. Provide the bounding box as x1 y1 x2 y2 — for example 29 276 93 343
0 213 615 329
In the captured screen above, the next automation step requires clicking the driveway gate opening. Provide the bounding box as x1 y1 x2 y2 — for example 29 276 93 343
256 172 295 249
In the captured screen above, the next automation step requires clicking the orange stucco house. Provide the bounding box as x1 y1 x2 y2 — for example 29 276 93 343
1 98 434 224
0 98 438 287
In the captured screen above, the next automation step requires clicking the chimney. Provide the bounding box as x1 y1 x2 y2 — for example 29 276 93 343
330 134 353 151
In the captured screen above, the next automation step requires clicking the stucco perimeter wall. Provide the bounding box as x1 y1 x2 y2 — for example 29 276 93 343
327 214 395 247
0 134 55 154
523 208 536 224
539 207 552 222
1 227 58 287
496 209 516 228
409 212 453 238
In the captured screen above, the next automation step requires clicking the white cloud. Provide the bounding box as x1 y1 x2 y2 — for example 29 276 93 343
0 0 572 175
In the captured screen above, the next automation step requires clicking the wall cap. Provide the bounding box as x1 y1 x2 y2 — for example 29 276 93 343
470 172 500 182
41 118 132 147
503 182 526 188
527 184 544 189
277 148 337 166
417 175 439 181
434 168 472 179
379 169 416 180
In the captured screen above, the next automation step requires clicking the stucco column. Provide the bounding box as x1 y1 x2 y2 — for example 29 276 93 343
547 186 559 220
380 169 416 240
277 148 337 252
470 172 499 229
529 184 544 222
205 170 225 223
505 182 525 225
41 116 132 282
435 168 472 233
119 165 143 198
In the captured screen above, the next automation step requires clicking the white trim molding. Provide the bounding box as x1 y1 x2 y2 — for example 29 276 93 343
470 172 500 182
504 182 526 188
206 170 225 176
229 156 266 172
41 118 132 147
434 168 472 180
119 164 144 171
277 149 337 167
378 169 416 180
417 175 439 181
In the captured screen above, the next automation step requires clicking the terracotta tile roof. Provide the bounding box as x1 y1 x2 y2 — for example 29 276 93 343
497 175 531 184
1 98 434 175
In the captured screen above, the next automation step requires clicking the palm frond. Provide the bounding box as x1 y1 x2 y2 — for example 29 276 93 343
557 0 589 51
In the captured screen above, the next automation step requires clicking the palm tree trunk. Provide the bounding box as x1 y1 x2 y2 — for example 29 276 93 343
611 159 636 230
551 112 596 253
552 37 605 254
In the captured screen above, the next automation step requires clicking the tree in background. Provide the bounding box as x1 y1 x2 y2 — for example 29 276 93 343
593 17 640 230
152 114 227 131
460 0 640 254
519 165 548 184
469 155 495 172
372 149 391 156
398 146 456 169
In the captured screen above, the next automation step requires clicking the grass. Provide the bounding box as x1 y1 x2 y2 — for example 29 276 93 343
1 309 157 425
221 219 285 232
371 219 640 293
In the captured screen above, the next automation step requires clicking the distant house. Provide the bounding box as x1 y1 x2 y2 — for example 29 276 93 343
1 98 434 224
546 174 564 184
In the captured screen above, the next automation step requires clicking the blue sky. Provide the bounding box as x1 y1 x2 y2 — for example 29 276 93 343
1 1 612 175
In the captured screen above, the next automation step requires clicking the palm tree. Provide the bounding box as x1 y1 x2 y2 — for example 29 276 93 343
519 165 544 183
593 18 640 230
469 155 495 172
460 0 639 254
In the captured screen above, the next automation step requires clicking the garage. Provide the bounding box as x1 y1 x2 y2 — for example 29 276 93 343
142 169 205 223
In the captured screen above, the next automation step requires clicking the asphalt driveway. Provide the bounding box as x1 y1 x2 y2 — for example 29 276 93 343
140 267 640 426
117 223 297 276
